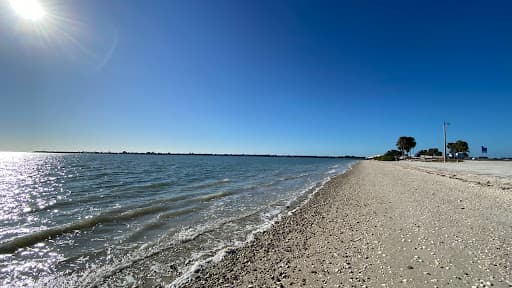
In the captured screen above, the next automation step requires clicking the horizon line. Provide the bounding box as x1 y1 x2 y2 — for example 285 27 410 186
29 150 365 159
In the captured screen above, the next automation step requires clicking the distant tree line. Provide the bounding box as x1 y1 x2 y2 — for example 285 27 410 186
374 149 402 161
374 136 470 161
34 150 365 159
415 148 442 157
447 140 470 157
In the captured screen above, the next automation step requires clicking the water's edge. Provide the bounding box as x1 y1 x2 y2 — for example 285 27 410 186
169 161 359 288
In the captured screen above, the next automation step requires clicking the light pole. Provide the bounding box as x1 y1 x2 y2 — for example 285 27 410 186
443 121 450 162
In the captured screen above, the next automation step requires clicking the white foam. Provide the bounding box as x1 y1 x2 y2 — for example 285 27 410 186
167 161 359 287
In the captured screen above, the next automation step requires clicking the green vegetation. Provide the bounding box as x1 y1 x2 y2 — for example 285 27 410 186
415 148 442 157
374 149 401 161
396 136 416 156
447 140 470 157
374 133 471 161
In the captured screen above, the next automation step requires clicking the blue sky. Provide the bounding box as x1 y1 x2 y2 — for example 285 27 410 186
1 0 511 157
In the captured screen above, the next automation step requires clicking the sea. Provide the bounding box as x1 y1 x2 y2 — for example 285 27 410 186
0 152 357 287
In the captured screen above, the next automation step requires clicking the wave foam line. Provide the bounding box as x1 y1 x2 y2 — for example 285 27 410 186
53 207 274 288
168 161 359 287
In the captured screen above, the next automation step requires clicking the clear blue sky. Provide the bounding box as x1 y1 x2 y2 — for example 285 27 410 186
1 0 511 157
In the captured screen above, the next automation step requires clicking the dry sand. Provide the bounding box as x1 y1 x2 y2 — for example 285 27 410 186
182 161 512 288
398 160 512 191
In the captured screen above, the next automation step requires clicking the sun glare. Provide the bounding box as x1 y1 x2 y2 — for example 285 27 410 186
9 0 46 21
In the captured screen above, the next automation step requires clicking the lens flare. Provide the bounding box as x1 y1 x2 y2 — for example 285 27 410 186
9 0 46 21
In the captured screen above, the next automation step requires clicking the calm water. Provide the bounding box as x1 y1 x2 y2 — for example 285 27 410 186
0 152 356 287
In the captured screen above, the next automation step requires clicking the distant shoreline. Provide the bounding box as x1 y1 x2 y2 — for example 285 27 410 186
32 151 365 159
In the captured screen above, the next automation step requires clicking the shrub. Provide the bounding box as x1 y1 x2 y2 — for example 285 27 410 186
374 155 397 161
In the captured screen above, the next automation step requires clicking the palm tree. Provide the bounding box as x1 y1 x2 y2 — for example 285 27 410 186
396 137 408 156
396 136 416 157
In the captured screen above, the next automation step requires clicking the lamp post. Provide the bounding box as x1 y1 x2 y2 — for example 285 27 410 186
443 121 450 162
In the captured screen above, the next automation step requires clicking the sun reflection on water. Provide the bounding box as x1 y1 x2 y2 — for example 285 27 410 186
0 152 67 286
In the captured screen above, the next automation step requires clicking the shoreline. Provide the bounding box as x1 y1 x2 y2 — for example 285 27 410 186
182 161 512 287
168 162 359 287
180 164 363 288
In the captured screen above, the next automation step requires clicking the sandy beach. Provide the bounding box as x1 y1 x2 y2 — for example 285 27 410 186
398 160 512 191
183 160 512 288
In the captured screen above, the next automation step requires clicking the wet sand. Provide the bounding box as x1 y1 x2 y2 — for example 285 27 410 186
182 161 512 287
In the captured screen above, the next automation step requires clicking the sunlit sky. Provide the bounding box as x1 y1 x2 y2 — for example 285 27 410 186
1 1 511 157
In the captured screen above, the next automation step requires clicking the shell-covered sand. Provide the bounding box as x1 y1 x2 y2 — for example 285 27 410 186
398 160 512 191
183 161 512 287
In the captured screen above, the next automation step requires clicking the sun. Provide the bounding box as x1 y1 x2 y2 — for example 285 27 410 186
9 0 46 21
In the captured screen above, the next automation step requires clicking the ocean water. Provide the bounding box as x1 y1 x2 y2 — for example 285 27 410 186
0 152 357 287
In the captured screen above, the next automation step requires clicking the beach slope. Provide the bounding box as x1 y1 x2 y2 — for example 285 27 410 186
184 161 512 287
